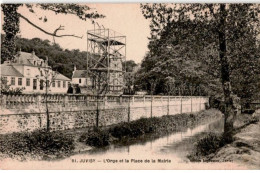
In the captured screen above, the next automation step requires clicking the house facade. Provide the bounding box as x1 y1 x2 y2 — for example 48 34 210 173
0 51 71 94
71 66 92 87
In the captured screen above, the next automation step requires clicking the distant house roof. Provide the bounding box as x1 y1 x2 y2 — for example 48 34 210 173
16 51 40 60
13 51 44 67
72 70 88 78
0 64 24 77
56 72 71 81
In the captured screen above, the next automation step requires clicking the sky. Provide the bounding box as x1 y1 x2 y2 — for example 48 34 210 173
1 3 151 63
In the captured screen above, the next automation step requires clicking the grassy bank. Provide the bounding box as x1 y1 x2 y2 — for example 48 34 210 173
188 111 260 167
0 130 75 161
79 109 222 147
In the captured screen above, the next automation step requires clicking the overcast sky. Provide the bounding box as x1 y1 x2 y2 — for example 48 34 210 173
1 4 151 63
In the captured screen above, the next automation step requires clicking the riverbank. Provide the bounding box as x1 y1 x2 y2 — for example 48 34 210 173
79 109 222 148
188 110 260 169
0 109 221 161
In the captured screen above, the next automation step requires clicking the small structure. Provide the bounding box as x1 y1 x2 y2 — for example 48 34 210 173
1 51 71 93
86 27 126 94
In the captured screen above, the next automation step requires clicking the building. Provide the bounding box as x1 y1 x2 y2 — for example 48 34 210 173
71 66 92 87
0 51 71 94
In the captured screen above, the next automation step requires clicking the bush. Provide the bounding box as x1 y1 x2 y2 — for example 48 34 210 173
195 133 223 156
0 130 75 158
85 129 110 147
109 123 132 139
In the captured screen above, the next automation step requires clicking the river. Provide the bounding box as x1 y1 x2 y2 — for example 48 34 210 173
5 117 247 169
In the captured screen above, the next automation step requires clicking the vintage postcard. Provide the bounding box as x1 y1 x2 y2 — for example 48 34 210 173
0 3 260 170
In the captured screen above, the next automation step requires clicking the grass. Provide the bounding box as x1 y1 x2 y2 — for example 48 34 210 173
0 130 75 160
188 112 259 162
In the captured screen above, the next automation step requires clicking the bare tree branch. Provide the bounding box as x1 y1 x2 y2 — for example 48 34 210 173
19 14 83 40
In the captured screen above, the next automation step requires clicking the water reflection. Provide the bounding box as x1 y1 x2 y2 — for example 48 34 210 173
70 117 224 163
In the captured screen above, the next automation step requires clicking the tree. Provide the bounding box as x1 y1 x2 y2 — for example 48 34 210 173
122 60 138 72
36 66 58 131
1 3 104 61
140 3 260 139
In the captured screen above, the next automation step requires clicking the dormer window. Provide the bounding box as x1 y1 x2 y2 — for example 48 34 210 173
26 69 30 76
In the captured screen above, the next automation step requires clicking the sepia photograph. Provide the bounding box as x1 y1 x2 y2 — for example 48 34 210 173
0 2 260 170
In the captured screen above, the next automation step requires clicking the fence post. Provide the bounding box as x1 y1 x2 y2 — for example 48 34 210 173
86 95 89 106
64 95 68 107
180 96 182 114
2 95 7 109
119 95 122 105
167 96 170 116
104 95 108 108
199 97 201 111
191 96 193 113
37 94 42 109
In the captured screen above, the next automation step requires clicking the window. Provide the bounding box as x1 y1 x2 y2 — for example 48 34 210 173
11 77 15 85
3 77 7 84
79 79 81 83
26 69 30 76
46 80 50 87
18 78 22 86
33 79 37 90
26 78 30 86
40 80 44 90
52 81 55 87
63 81 66 88
58 81 61 88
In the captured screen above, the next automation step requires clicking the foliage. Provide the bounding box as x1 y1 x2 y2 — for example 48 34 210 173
195 133 224 156
1 4 21 61
0 130 75 159
139 3 260 138
0 77 24 94
83 129 110 147
122 60 138 72
1 35 88 78
139 4 260 100
1 3 104 61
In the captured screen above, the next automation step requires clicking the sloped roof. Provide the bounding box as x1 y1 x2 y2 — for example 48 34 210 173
56 72 71 81
72 70 88 78
0 64 24 77
13 51 42 66
16 51 40 60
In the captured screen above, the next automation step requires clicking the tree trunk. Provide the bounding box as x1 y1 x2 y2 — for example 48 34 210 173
219 4 235 140
45 83 50 131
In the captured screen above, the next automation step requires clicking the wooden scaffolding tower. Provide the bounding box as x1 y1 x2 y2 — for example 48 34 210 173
86 27 126 94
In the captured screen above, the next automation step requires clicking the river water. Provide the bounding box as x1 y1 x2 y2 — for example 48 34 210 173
5 117 247 169
63 117 225 165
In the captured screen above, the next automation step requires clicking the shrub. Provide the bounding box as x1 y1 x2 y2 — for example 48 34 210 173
109 123 132 139
195 133 223 156
0 130 75 158
85 129 110 147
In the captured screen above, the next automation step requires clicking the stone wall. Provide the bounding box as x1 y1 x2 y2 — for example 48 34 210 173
0 94 209 134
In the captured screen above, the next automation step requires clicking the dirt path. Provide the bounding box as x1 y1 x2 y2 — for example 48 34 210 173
211 110 260 169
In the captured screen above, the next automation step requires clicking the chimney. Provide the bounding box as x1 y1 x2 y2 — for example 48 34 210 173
73 65 77 76
31 50 35 59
